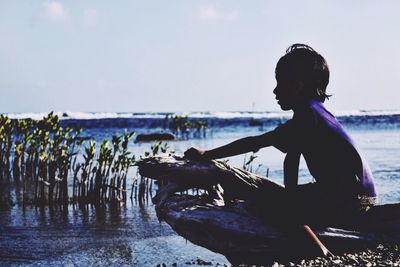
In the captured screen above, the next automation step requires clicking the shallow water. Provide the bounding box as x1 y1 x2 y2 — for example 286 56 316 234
1 112 399 265
0 203 229 266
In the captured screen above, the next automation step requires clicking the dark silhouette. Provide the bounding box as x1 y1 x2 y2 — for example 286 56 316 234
185 44 377 226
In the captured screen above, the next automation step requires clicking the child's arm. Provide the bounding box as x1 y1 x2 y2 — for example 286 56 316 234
185 131 277 160
284 151 301 189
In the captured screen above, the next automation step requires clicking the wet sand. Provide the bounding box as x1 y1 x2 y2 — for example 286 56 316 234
237 244 400 267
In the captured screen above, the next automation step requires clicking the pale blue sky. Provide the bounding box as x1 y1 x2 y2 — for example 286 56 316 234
0 1 399 113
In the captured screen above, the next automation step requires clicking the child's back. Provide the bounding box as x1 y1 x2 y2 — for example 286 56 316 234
272 98 376 223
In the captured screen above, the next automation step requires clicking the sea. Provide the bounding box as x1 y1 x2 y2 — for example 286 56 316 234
1 110 399 266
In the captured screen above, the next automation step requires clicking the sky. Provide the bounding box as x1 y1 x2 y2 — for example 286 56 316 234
0 1 399 113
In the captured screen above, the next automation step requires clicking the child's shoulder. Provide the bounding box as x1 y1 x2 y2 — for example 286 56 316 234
309 100 334 117
294 100 320 122
299 100 336 122
294 100 338 130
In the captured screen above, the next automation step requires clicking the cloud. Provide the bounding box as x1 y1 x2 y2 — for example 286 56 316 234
198 5 238 21
83 8 98 26
43 1 66 22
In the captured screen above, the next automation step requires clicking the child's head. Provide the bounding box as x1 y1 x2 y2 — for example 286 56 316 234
274 44 330 110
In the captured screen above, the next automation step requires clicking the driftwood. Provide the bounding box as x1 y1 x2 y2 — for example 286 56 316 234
136 155 400 265
137 155 283 204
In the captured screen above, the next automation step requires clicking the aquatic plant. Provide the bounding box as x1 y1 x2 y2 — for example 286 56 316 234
71 130 136 203
163 114 208 139
134 141 173 204
0 112 186 206
0 113 144 205
242 152 268 176
243 152 258 172
7 113 83 204
143 141 171 157
0 115 14 180
2 112 264 207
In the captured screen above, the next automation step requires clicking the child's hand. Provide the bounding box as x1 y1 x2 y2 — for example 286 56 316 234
184 147 207 161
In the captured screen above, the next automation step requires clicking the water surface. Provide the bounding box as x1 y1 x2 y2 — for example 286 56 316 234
1 110 399 265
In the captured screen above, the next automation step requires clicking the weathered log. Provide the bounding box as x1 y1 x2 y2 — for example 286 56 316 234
136 155 284 203
136 155 400 265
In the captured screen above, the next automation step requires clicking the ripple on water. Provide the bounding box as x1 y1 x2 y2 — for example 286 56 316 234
0 204 228 266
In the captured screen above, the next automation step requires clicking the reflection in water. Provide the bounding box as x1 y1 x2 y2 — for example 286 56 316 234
0 181 13 209
0 201 228 266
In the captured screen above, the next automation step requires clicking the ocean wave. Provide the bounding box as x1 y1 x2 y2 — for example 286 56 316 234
333 109 400 117
4 112 143 120
3 110 400 121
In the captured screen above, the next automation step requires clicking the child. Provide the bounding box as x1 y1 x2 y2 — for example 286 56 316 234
184 44 377 225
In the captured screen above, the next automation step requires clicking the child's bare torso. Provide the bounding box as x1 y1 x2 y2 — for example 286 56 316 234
272 100 376 199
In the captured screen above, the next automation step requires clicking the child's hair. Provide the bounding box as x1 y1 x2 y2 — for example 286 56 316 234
276 43 331 102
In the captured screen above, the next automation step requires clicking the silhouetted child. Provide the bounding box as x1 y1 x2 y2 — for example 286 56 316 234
185 44 377 225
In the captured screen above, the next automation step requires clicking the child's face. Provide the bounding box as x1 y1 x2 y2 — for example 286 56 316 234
273 71 303 111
